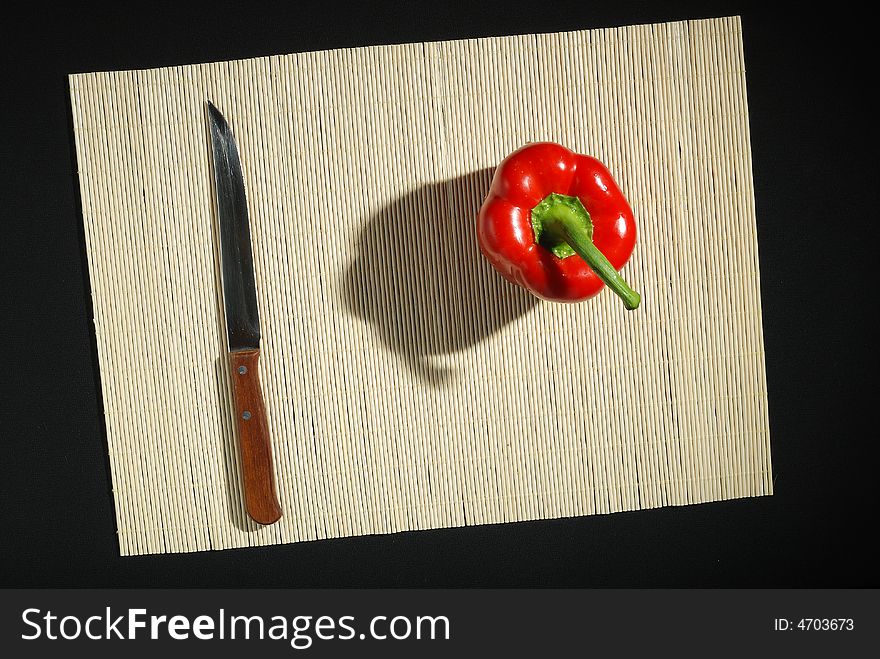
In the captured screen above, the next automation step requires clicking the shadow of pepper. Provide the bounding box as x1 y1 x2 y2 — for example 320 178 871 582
342 168 539 385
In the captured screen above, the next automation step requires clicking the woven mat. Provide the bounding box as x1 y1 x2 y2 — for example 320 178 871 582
70 16 771 556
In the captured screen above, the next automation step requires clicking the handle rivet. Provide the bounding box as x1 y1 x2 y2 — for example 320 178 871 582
242 411 252 420
238 365 247 375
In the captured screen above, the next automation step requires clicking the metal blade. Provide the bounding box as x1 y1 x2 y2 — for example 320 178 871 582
207 101 261 352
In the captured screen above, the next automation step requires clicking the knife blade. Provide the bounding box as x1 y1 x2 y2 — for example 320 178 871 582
207 100 282 526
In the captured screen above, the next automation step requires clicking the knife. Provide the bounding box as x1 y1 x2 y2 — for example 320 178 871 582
207 101 282 525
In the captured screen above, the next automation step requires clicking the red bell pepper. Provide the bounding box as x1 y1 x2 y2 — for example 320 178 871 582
477 142 640 309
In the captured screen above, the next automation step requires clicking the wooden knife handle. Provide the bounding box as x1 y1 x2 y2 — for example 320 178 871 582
229 349 282 525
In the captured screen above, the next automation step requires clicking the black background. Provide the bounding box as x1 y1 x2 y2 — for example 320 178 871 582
1 1 876 587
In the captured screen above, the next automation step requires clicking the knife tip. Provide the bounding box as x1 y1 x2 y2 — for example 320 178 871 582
206 100 227 132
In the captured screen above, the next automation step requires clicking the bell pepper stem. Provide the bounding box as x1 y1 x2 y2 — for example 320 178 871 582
555 215 641 310
533 193 641 310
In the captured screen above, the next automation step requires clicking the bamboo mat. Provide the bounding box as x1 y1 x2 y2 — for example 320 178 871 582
70 15 771 556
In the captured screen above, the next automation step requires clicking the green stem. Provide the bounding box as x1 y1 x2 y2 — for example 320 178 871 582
532 193 641 310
